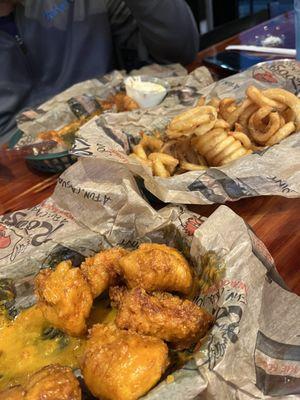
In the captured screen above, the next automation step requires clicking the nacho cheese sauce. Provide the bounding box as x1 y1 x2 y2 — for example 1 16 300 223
0 300 116 390
127 80 165 93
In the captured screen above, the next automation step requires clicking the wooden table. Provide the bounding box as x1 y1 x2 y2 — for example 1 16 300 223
1 12 299 294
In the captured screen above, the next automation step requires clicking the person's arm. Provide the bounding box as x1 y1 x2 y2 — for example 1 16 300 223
123 0 199 65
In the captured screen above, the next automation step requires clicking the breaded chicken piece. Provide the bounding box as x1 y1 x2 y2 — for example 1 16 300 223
81 324 169 400
0 365 81 400
25 364 81 400
118 243 193 295
110 287 213 350
0 386 25 400
35 260 93 336
80 248 129 298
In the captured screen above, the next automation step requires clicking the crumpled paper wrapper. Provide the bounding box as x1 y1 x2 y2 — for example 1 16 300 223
0 158 299 399
71 59 300 204
15 63 213 152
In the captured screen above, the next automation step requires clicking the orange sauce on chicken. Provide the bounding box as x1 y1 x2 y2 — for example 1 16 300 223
0 299 115 390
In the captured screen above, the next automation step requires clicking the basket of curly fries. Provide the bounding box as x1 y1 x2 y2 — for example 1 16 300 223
72 59 300 204
130 85 300 176
0 159 299 400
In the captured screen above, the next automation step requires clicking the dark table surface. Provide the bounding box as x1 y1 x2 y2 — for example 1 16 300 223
1 11 299 294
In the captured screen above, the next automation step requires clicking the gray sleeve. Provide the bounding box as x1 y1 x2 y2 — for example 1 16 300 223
106 0 199 69
123 0 199 65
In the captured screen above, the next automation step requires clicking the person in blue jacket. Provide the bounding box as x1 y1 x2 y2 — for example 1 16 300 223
0 0 199 144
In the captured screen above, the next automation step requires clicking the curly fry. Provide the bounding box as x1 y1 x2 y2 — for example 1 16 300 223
238 103 259 130
133 143 148 160
229 131 252 150
279 115 286 128
180 161 208 171
234 122 245 132
263 88 300 129
166 127 194 139
193 120 216 136
194 128 251 166
140 133 163 152
214 119 230 129
249 108 281 145
281 107 295 123
226 98 253 128
197 97 206 107
208 97 221 109
148 152 179 177
168 106 217 133
265 122 296 146
129 153 152 168
246 86 286 111
219 98 236 121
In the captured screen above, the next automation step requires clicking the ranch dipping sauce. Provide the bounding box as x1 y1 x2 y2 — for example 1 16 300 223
126 79 165 93
125 76 169 108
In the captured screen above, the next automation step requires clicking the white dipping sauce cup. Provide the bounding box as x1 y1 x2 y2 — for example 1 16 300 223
124 76 169 108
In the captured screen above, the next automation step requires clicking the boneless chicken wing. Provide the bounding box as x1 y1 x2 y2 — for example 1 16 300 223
80 248 129 298
110 287 213 350
118 243 193 294
81 324 169 400
25 364 81 400
0 365 81 400
0 387 25 400
35 260 93 336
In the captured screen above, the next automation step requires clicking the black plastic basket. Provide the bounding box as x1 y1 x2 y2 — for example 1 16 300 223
9 130 77 173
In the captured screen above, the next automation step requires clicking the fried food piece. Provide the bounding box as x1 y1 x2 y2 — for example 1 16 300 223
219 98 237 121
0 386 25 400
118 243 193 295
226 98 253 128
193 128 252 166
148 152 179 177
196 97 206 107
25 364 81 400
161 136 207 169
167 106 217 138
207 97 220 109
179 160 207 172
262 88 300 129
132 132 163 162
0 365 81 400
80 247 129 298
110 287 213 350
113 92 139 112
122 94 140 111
265 121 296 146
35 260 93 336
229 131 253 150
238 103 259 130
248 107 281 144
81 324 169 400
246 86 286 111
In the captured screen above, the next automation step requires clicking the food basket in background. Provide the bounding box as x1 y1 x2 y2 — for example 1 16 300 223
8 130 77 173
71 60 300 205
11 64 213 174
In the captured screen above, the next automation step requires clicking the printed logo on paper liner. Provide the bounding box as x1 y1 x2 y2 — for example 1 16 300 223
194 278 247 370
0 204 71 262
71 137 93 157
255 331 300 396
188 169 259 202
0 224 23 262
